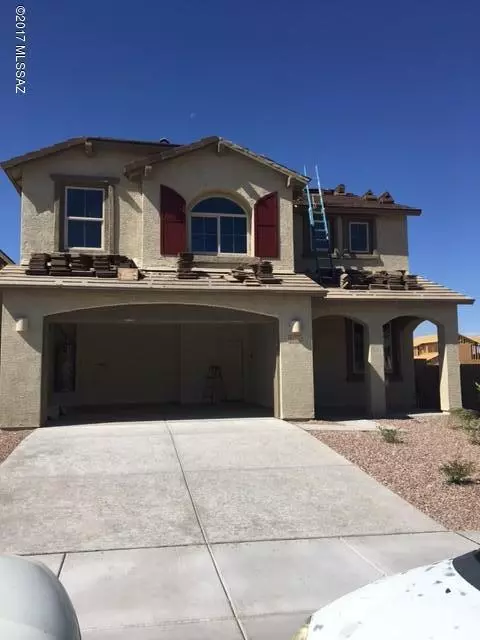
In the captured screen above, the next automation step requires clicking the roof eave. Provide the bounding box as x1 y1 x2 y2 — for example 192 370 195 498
0 250 14 265
1 136 179 177
322 204 422 216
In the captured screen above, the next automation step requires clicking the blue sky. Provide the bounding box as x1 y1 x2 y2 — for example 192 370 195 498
0 0 478 334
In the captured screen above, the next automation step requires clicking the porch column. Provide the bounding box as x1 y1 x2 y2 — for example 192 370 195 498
277 300 315 420
398 320 417 412
438 309 462 410
366 321 387 417
0 299 45 428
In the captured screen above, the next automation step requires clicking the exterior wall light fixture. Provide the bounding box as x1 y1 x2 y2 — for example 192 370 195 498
15 317 28 333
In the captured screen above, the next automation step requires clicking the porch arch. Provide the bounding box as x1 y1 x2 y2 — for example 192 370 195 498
381 311 461 414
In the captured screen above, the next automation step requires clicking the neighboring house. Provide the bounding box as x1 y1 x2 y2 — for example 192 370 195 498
414 334 480 366
0 250 14 269
414 334 480 411
0 135 474 428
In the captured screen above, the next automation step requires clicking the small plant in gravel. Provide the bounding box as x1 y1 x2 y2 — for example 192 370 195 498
377 426 403 443
440 458 476 484
463 419 480 445
449 408 480 428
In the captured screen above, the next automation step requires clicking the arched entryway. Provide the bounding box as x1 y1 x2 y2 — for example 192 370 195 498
43 303 278 424
383 316 442 414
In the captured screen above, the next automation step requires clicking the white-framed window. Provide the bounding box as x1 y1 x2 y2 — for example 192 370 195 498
348 221 370 253
65 186 104 249
190 197 247 254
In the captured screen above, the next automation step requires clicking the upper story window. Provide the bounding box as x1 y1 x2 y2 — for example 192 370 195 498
65 186 104 249
190 197 247 254
348 221 370 253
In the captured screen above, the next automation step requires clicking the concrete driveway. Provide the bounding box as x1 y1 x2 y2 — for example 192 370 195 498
1 418 478 639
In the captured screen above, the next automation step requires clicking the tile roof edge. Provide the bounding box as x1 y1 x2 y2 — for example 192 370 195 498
123 136 308 183
1 136 178 170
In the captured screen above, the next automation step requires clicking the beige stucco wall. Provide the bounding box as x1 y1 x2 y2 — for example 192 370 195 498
313 316 367 415
179 323 247 404
0 287 313 427
246 322 278 410
294 212 409 273
142 147 294 271
19 144 296 271
20 147 145 265
74 323 181 406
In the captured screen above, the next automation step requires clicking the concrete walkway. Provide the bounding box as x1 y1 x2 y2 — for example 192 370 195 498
0 418 478 639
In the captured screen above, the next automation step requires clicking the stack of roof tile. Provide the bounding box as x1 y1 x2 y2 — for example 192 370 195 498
50 253 71 276
176 252 198 280
26 253 50 276
231 267 249 282
369 271 389 289
254 261 282 284
111 255 136 268
93 255 117 278
70 254 93 277
346 268 369 290
405 274 421 290
386 271 405 291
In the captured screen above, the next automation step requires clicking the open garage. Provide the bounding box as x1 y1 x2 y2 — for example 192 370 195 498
44 304 278 423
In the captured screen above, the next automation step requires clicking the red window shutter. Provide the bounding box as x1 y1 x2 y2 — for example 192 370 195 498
254 192 279 258
160 185 186 255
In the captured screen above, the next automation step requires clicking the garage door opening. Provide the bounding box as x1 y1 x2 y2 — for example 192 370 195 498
44 304 278 424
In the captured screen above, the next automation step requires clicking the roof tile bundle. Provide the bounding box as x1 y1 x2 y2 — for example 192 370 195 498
70 254 93 277
321 267 422 292
93 256 117 278
26 253 50 276
50 253 71 276
176 252 199 280
254 260 282 284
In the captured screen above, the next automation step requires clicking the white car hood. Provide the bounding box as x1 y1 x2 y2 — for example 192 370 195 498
308 558 479 640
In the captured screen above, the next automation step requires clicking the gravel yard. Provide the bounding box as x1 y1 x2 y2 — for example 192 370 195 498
0 429 32 464
313 414 480 530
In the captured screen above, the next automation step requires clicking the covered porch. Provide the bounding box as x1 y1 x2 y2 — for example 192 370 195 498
312 300 464 418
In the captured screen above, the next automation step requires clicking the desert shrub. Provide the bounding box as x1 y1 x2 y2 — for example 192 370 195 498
449 408 480 428
377 426 403 443
440 458 475 484
463 419 480 445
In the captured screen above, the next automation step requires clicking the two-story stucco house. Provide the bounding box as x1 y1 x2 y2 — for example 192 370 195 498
0 135 473 428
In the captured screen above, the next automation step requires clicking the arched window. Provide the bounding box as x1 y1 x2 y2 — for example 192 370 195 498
190 197 247 254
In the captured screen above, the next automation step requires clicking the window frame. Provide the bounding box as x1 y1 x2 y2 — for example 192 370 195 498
348 221 370 254
51 173 118 254
189 198 248 255
346 319 402 381
64 186 105 251
342 216 375 255
345 319 366 382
